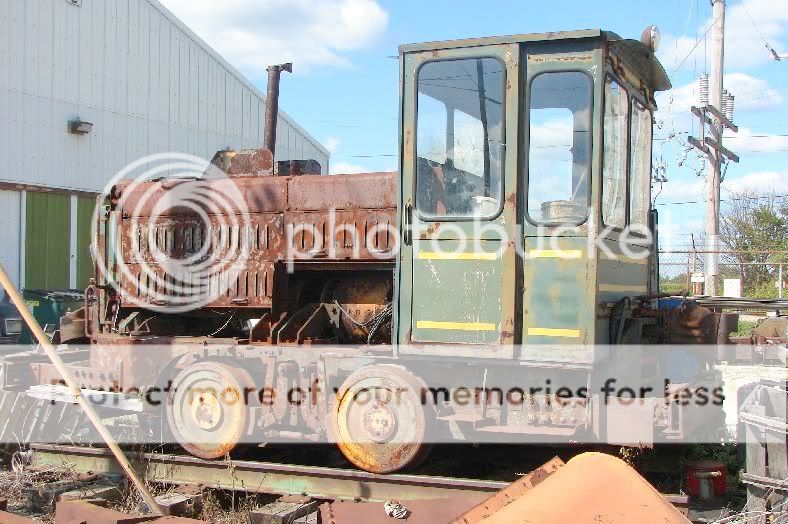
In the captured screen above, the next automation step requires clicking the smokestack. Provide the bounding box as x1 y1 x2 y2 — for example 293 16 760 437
263 63 293 159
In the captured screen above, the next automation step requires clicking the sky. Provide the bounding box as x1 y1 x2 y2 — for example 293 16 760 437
157 0 788 249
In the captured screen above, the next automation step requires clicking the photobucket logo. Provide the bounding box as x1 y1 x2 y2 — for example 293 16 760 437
285 209 400 272
93 153 252 313
284 205 655 264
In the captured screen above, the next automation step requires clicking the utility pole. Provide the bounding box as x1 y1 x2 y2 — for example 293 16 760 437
704 0 725 296
688 0 739 295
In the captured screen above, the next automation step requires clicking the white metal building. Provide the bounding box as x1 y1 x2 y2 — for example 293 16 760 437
0 0 329 290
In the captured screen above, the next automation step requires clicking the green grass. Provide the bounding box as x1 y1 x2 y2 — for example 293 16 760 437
731 320 758 337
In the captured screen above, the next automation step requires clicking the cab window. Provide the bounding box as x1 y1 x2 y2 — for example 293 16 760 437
630 100 652 229
602 77 628 229
415 58 505 219
527 71 591 224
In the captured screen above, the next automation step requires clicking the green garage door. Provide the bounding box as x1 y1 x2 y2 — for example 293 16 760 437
76 195 97 289
25 192 71 290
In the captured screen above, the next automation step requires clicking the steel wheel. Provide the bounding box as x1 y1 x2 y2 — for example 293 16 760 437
333 365 432 473
167 362 253 459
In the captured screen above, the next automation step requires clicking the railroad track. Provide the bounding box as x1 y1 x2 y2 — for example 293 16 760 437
29 444 510 502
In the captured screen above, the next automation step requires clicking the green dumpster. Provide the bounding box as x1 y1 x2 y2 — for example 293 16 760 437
20 289 85 344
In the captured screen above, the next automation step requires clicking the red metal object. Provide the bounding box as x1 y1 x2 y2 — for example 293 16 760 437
456 452 690 524
0 511 38 523
320 496 487 524
211 148 275 177
54 501 209 524
54 500 154 523
684 460 726 499
453 457 564 523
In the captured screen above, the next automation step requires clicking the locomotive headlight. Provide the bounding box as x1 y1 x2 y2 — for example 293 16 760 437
641 25 661 52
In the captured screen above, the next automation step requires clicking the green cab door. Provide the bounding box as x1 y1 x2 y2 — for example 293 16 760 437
397 44 519 357
519 43 601 353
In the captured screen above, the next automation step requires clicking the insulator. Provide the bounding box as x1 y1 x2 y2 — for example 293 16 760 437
722 89 729 116
724 92 735 122
699 73 709 106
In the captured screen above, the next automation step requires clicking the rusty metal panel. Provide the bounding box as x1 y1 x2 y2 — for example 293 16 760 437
0 510 37 523
458 452 690 523
106 166 396 310
114 177 289 216
54 500 153 523
288 173 397 211
117 212 283 309
321 497 487 524
284 209 397 261
452 457 565 524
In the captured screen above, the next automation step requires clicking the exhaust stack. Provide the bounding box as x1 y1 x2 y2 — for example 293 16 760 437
263 62 293 159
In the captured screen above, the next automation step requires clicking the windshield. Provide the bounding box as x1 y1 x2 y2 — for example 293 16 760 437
526 71 592 225
415 57 505 219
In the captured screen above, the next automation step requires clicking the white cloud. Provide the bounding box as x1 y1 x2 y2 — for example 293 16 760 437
158 0 389 74
722 170 788 193
725 128 788 154
655 170 788 205
654 176 706 203
656 73 783 116
329 161 368 174
657 0 788 71
324 136 341 154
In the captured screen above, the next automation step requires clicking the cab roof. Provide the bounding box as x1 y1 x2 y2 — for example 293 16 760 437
400 29 671 92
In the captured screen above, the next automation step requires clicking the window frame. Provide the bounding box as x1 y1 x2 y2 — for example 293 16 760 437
524 69 595 227
627 97 653 232
413 56 508 222
599 70 654 238
600 73 631 232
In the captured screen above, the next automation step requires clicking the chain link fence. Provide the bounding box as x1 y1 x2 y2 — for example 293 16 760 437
659 250 788 299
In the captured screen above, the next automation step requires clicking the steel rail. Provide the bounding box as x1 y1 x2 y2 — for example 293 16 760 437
30 444 510 501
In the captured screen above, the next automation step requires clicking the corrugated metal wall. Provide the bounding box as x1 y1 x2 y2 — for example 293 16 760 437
76 195 95 288
24 191 71 289
0 190 22 288
0 0 329 195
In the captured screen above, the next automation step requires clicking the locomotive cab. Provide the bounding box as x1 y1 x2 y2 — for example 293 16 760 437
18 28 730 476
396 29 671 358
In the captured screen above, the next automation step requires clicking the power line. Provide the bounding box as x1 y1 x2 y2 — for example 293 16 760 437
657 134 788 140
333 154 397 158
725 134 788 138
670 7 724 80
734 83 788 96
739 0 788 77
655 193 788 207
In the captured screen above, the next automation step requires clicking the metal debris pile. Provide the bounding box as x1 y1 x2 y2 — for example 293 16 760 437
319 453 692 524
0 452 697 524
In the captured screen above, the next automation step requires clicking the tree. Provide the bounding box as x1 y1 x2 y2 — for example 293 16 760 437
719 190 788 297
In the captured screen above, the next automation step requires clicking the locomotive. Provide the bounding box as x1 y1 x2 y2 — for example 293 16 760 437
4 28 729 474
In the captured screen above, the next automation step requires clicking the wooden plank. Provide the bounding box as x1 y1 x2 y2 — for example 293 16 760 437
0 391 21 440
249 496 320 524
704 136 739 163
745 484 769 524
687 136 711 156
745 404 768 478
764 384 788 480
703 103 738 132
